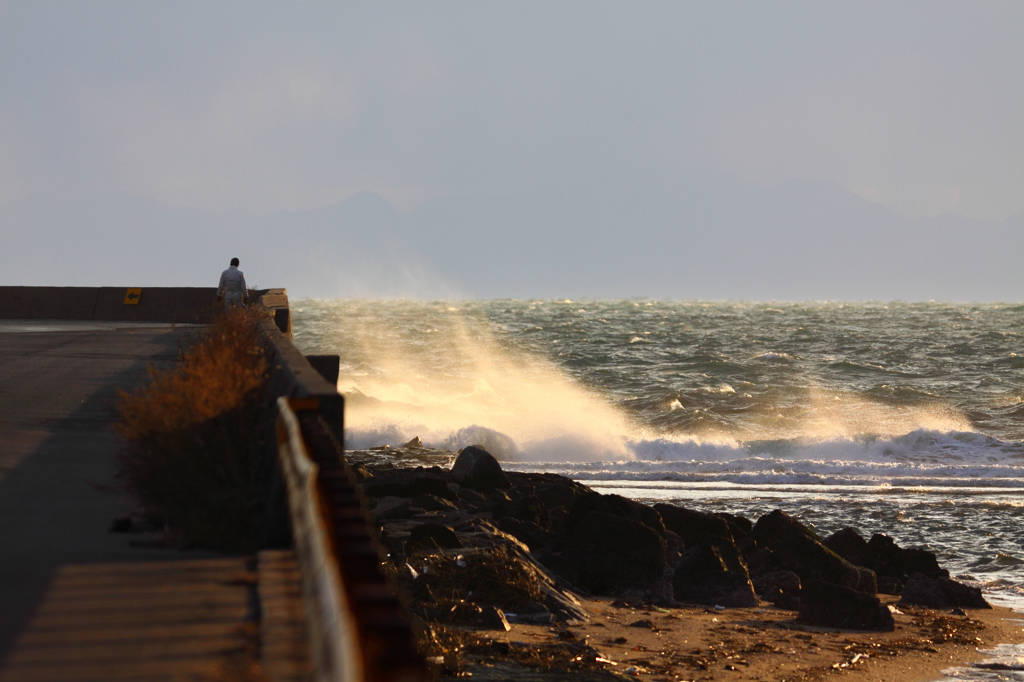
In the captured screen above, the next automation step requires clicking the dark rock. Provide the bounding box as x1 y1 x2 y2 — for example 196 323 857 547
405 523 462 556
877 575 903 595
411 494 459 512
717 512 753 539
864 534 948 580
899 573 950 607
855 566 879 594
798 579 895 631
773 533 862 591
654 504 732 545
899 574 991 609
509 493 551 529
712 540 750 575
451 446 511 491
864 534 902 577
676 544 728 575
557 511 666 595
372 496 413 521
736 536 758 556
487 489 513 505
753 570 801 610
772 591 801 611
752 510 819 548
363 471 453 499
453 486 490 506
937 578 990 609
903 548 949 580
673 571 758 608
664 531 685 569
629 619 656 628
752 570 801 597
823 528 868 566
349 462 371 480
537 483 582 510
496 517 557 552
569 493 667 538
745 547 774 575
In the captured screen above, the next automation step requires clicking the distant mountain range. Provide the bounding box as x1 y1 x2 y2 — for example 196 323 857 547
2 175 1021 301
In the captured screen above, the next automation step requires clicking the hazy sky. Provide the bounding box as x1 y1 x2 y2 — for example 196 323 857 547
2 1 1022 221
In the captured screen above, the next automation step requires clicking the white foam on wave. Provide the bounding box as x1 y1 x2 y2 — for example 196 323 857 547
340 309 634 462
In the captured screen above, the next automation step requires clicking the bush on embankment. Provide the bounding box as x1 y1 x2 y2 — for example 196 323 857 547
115 305 271 551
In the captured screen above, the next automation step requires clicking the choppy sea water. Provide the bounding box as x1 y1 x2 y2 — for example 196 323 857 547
292 299 1024 613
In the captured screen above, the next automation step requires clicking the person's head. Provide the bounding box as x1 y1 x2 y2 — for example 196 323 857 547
230 257 240 267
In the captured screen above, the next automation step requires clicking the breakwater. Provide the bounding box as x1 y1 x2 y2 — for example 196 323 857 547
0 286 424 682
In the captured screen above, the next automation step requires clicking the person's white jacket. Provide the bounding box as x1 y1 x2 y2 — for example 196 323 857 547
218 265 248 309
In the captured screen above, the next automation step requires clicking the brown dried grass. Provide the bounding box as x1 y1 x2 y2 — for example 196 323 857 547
115 305 272 551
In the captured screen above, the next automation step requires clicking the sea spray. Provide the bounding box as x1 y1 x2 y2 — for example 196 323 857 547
306 300 635 461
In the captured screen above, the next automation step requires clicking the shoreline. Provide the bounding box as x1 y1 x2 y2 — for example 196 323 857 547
458 597 1024 682
349 444 1023 681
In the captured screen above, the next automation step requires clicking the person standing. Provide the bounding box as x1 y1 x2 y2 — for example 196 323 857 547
217 257 248 311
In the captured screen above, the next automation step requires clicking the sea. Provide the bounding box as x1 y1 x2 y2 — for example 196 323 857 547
291 298 1024 630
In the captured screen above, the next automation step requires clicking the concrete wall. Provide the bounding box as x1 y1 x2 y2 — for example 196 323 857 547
0 286 220 324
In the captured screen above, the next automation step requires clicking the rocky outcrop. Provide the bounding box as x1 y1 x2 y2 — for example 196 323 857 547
451 446 511 491
899 573 990 609
799 579 894 631
351 443 986 623
654 504 733 546
555 511 666 595
672 545 757 607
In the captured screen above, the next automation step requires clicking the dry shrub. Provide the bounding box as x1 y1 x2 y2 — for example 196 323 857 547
406 545 544 611
115 306 271 551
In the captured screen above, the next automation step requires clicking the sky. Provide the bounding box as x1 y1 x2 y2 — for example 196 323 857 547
1 2 1023 299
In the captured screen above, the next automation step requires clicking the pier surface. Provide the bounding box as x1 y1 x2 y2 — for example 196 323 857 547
0 321 255 677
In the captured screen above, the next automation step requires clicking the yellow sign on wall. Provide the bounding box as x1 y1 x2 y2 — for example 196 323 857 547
124 288 142 305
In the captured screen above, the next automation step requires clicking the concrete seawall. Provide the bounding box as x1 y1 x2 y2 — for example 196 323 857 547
0 286 221 324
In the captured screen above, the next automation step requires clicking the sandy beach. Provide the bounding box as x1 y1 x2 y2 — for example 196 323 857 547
440 597 1024 682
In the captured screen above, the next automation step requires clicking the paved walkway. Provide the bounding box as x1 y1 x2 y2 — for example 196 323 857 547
0 322 232 669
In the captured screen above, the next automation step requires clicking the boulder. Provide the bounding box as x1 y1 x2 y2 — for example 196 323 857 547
877 575 903 595
902 548 949 580
752 570 801 597
410 494 459 512
654 504 732 545
508 493 551 529
405 523 462 556
855 566 879 594
674 571 758 608
798 579 895 631
363 471 453 499
773 533 863 591
823 528 868 566
451 446 511 491
717 512 753 540
557 511 666 595
495 517 557 552
745 547 775 575
537 483 583 510
569 493 667 538
675 544 729 575
672 544 758 608
899 574 990 609
864 534 948 580
452 486 490 506
752 510 819 548
372 496 412 522
753 570 801 611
